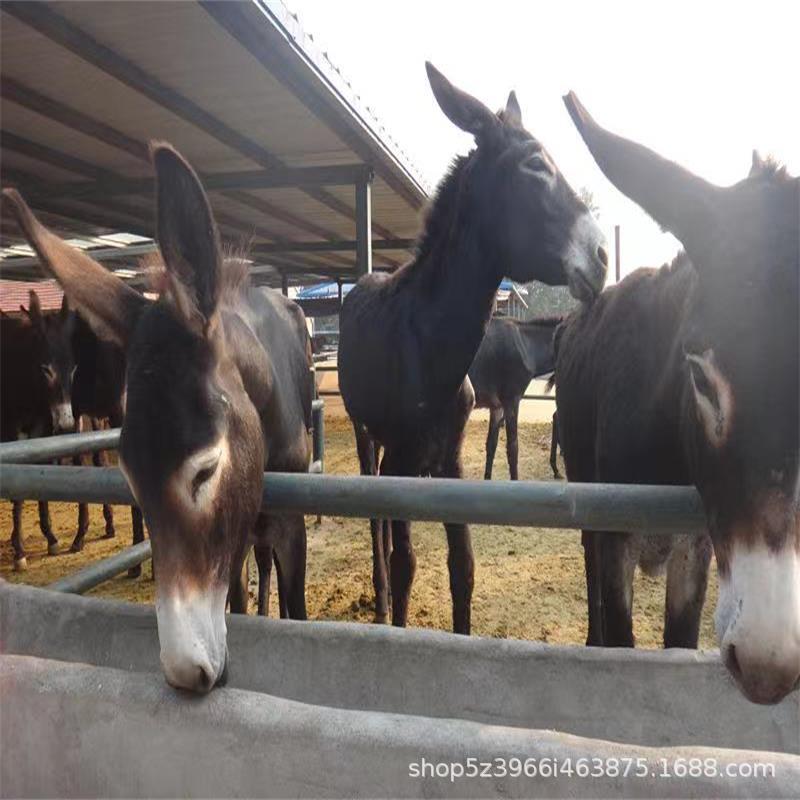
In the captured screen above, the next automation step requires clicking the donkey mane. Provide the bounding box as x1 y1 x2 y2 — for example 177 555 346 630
414 154 472 264
751 155 791 181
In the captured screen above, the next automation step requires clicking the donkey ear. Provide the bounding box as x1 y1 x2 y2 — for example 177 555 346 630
151 142 221 332
2 189 146 348
27 290 45 331
750 149 765 176
505 90 522 127
563 91 718 248
59 293 70 322
425 62 497 140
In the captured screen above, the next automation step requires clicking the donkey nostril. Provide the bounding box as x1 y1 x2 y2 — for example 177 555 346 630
596 245 609 268
197 665 214 692
725 644 742 680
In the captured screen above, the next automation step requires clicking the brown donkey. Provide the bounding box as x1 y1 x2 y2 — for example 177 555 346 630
338 64 608 633
1 292 76 568
3 144 313 693
70 313 146 575
556 94 799 704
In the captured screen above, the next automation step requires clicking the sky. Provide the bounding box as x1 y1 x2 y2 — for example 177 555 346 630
285 0 799 280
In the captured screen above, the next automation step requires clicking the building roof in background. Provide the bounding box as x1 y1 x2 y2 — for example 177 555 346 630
0 279 63 313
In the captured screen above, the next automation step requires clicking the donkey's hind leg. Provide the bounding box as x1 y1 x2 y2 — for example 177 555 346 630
354 421 390 623
582 530 603 645
664 533 712 649
38 501 59 555
504 400 520 481
95 427 116 539
11 500 27 570
597 532 637 647
273 513 308 620
253 513 273 617
550 411 562 479
484 406 503 480
228 554 249 614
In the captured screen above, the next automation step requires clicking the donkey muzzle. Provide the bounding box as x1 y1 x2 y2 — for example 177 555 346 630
716 543 800 704
156 583 229 694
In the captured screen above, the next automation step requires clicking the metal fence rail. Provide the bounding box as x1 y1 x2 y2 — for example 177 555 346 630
0 429 121 464
0 399 326 466
47 540 153 594
0 464 706 534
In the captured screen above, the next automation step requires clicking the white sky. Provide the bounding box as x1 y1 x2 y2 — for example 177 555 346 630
286 0 799 280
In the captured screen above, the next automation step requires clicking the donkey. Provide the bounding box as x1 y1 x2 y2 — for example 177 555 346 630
338 64 607 632
555 93 799 704
3 143 314 693
469 315 562 480
70 314 146 577
1 292 76 569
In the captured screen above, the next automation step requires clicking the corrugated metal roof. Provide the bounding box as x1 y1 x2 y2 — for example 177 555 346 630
0 279 64 313
0 1 425 288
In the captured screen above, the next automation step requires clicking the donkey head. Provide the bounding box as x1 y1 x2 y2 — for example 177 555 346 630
426 63 607 300
565 94 799 704
3 145 265 694
22 291 76 434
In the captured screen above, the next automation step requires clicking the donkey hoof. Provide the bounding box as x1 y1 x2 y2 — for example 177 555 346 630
13 557 28 572
373 612 389 624
47 542 61 556
69 541 84 554
127 565 142 579
103 529 116 540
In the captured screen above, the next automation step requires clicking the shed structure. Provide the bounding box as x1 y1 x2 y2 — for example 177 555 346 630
0 0 428 289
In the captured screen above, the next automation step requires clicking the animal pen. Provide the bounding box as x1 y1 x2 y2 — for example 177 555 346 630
0 2 797 798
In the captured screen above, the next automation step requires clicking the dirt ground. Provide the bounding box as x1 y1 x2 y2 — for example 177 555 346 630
0 415 719 649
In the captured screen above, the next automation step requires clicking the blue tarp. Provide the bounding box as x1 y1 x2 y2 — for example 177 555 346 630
296 279 515 300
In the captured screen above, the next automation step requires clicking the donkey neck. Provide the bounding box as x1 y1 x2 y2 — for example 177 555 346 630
516 321 558 374
409 211 504 398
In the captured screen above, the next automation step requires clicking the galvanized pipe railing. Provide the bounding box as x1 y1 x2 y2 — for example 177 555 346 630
0 399 325 466
0 464 706 534
46 541 153 594
0 429 121 464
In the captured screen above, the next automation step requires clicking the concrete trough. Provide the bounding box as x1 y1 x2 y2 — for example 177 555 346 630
1 582 798 797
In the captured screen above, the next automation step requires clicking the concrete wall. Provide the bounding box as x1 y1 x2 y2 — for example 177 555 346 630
3 654 799 799
2 583 797 755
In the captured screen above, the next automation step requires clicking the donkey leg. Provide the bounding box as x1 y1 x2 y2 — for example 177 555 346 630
664 533 712 649
550 411 562 479
582 530 603 646
69 416 91 552
598 532 636 647
38 501 60 555
254 541 273 617
95 443 116 539
354 421 389 622
273 513 308 620
445 521 474 635
228 554 249 614
434 449 475 634
484 406 503 480
504 401 520 481
380 448 417 628
11 500 27 570
127 506 146 579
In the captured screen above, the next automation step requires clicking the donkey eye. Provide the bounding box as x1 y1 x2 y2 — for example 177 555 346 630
687 358 717 407
521 153 549 174
191 461 218 501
